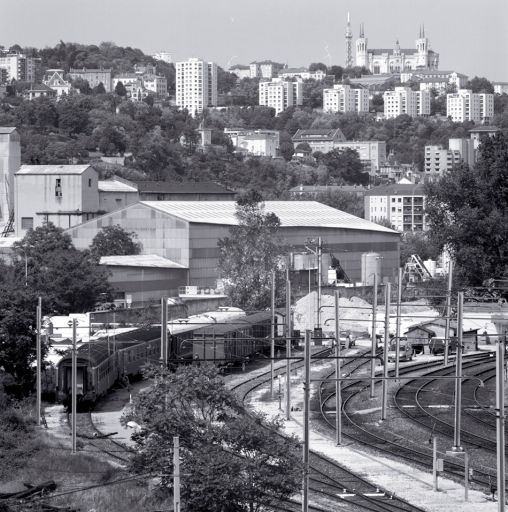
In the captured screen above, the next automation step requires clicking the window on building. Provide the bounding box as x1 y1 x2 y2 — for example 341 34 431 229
21 217 34 230
88 178 92 187
55 178 62 198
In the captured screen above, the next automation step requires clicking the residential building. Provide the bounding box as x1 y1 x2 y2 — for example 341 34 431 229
424 145 462 179
292 128 346 153
224 128 280 157
383 87 431 118
66 201 400 288
401 70 468 94
68 68 113 92
132 181 236 201
152 52 172 64
493 82 508 95
279 67 326 81
364 183 427 232
113 71 167 100
228 65 252 80
176 58 218 116
292 129 386 171
446 89 494 123
258 78 303 115
333 141 387 173
469 126 500 150
448 138 475 167
43 69 71 96
14 165 103 237
249 61 285 79
0 127 20 225
354 23 439 74
24 84 57 101
323 84 369 113
0 51 39 82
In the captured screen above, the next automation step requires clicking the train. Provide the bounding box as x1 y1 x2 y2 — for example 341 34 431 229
51 307 289 409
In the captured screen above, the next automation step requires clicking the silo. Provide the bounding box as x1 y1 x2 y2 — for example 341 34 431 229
361 252 381 285
424 259 436 278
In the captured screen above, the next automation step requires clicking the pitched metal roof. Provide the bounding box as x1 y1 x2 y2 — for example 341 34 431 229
0 127 17 134
140 200 398 233
99 254 186 268
16 164 92 175
98 180 138 193
134 181 234 194
364 184 426 197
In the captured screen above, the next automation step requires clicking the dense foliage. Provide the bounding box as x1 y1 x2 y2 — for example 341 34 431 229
0 224 111 395
218 192 287 310
124 364 302 511
90 225 142 262
425 133 508 284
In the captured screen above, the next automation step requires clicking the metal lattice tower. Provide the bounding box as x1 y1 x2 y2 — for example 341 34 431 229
345 12 353 68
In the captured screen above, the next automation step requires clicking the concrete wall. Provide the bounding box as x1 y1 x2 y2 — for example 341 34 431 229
99 191 139 213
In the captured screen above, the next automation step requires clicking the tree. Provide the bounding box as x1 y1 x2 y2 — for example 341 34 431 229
425 133 508 284
465 76 494 94
218 191 286 310
318 148 368 185
123 364 302 511
90 224 142 262
293 189 365 218
13 223 111 314
115 80 127 96
309 62 327 73
93 82 106 95
400 231 441 267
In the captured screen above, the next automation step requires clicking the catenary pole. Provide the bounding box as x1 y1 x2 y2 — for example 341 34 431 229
160 296 168 366
270 270 275 398
71 318 77 454
370 273 378 398
36 297 42 427
302 330 311 512
317 237 322 331
286 277 291 420
334 291 342 445
444 260 453 366
173 436 181 512
452 291 463 451
395 268 403 379
381 283 391 420
496 335 506 511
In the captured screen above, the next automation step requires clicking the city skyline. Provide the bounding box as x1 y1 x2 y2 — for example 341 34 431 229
1 0 507 81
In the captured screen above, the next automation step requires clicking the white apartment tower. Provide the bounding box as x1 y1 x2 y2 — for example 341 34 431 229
176 58 218 117
446 89 494 123
323 84 369 113
383 87 431 118
259 79 303 115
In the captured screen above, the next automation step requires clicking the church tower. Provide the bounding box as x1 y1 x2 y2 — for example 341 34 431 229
415 24 429 68
345 12 353 68
355 23 368 68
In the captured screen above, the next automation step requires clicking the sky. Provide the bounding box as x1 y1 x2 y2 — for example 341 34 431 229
1 0 507 81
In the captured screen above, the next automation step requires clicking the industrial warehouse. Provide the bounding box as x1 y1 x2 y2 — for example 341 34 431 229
65 200 400 305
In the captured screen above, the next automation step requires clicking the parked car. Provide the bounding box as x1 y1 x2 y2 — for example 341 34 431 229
387 341 414 362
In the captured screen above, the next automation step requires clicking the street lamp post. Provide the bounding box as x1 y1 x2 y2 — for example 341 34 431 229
370 272 378 399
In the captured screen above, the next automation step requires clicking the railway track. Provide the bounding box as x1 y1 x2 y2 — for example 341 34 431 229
318 350 502 493
233 346 428 512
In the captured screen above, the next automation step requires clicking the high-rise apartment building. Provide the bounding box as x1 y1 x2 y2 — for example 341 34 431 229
258 79 303 115
424 145 462 180
323 84 369 113
383 87 430 118
446 89 494 123
176 58 217 117
0 51 39 83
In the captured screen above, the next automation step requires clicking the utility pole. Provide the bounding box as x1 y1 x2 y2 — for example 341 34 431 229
334 291 342 445
381 283 391 420
432 436 438 491
160 296 168 366
302 330 311 512
452 291 463 451
496 335 506 511
36 297 42 427
286 278 292 421
317 237 322 331
173 436 181 512
270 270 275 398
444 260 453 366
395 268 403 379
370 273 378 399
71 318 77 454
